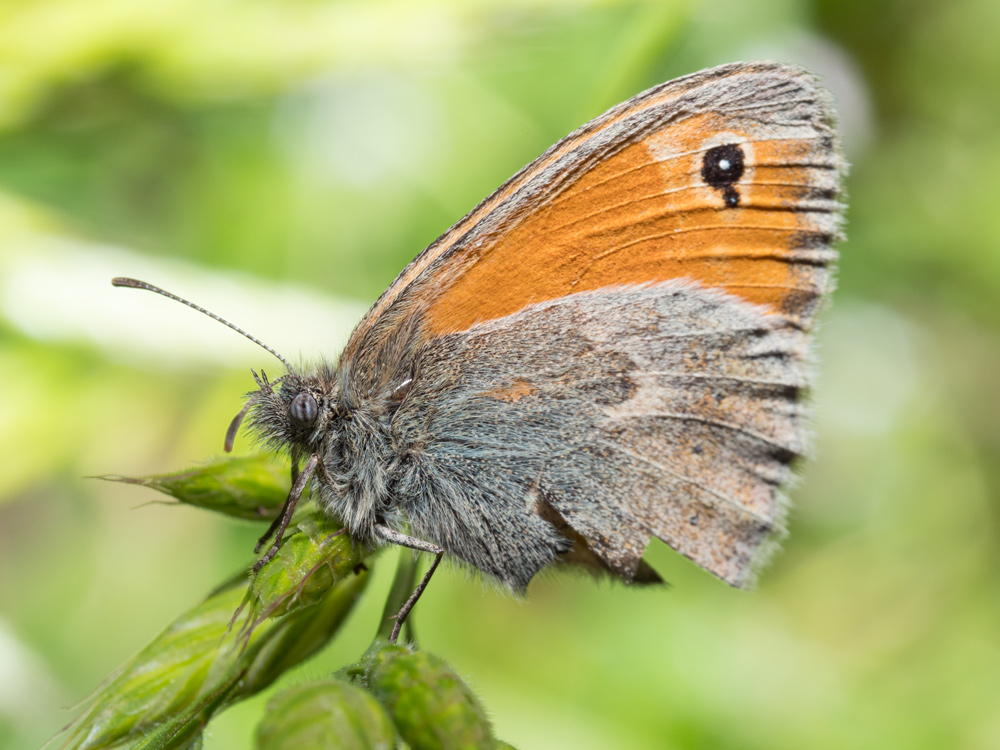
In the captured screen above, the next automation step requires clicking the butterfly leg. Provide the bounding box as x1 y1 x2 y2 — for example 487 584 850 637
254 449 302 553
254 510 284 555
253 453 319 573
375 525 444 643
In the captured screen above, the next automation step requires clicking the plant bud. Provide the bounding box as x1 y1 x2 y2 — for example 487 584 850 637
242 510 370 623
255 679 396 750
363 641 494 750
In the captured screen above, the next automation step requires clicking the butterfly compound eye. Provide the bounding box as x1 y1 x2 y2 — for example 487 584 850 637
289 392 319 426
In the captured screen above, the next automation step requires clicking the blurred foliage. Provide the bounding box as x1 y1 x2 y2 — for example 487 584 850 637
1 0 999 749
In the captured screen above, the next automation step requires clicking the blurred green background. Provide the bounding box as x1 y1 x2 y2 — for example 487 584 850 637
1 0 999 748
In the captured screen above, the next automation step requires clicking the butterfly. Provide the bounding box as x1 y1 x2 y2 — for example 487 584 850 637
116 61 845 641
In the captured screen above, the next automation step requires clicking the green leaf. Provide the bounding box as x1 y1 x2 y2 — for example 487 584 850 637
60 565 370 749
240 510 372 625
239 536 373 694
255 679 396 750
97 454 292 521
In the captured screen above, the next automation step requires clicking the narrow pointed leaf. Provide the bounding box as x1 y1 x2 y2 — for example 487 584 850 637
98 455 292 521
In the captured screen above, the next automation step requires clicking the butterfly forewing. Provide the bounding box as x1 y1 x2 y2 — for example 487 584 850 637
339 61 845 588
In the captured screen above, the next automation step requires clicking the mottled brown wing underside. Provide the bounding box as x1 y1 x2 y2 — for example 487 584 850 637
391 282 812 588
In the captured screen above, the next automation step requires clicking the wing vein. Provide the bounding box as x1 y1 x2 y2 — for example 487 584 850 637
543 134 836 213
593 438 774 526
613 412 800 452
545 184 840 237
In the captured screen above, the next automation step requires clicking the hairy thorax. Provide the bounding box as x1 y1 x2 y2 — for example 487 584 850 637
318 404 401 539
247 365 405 542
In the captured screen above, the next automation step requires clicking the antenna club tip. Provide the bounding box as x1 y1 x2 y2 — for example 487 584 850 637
112 277 143 288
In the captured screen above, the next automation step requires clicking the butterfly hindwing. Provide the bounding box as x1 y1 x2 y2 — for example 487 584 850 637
389 281 807 588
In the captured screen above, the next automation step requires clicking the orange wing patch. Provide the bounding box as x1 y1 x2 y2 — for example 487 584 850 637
341 63 845 376
425 109 840 336
483 378 540 403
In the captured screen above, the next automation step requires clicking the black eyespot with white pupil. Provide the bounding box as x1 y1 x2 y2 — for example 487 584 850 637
289 392 318 426
702 143 745 208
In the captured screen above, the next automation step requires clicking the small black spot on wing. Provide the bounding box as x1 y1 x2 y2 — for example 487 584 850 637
702 144 745 185
702 143 745 208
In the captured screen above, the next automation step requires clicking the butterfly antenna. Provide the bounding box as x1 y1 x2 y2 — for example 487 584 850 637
111 277 294 372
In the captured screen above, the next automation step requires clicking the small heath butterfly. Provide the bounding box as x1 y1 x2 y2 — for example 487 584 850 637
115 62 846 641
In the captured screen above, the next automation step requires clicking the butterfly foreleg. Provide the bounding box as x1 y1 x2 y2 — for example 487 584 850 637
253 453 320 573
254 447 305 553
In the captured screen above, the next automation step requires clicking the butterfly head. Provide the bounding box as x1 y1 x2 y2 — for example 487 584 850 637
239 365 342 458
